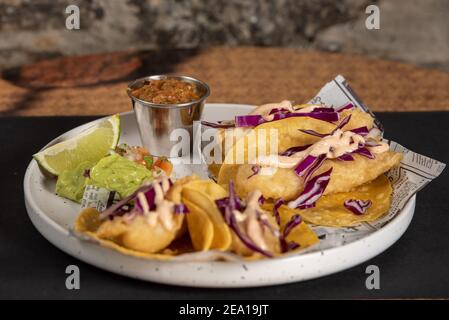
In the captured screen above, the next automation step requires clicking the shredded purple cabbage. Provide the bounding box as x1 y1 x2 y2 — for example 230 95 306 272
298 129 328 138
337 153 355 161
248 165 260 179
295 113 378 164
280 144 311 156
279 214 303 252
135 185 157 212
234 115 267 127
235 111 339 128
337 102 354 112
294 155 318 177
272 199 306 253
285 241 300 251
344 199 372 215
273 198 284 226
353 147 375 159
99 179 189 220
271 111 340 123
303 155 326 182
174 203 190 214
203 103 351 129
299 114 351 139
215 190 302 257
312 107 336 113
294 154 327 182
283 214 302 237
201 120 235 129
100 184 152 220
350 126 369 136
215 182 277 257
288 168 333 209
334 114 352 131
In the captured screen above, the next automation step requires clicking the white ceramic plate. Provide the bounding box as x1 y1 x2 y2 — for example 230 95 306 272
24 104 415 288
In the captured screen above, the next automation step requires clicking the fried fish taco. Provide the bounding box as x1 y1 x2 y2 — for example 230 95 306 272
214 101 375 185
226 109 400 211
234 151 401 201
75 176 193 255
205 101 403 228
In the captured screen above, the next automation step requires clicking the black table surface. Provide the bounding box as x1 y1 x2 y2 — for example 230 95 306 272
1 112 448 300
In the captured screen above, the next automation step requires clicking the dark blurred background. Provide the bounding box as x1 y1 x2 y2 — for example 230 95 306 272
0 0 448 72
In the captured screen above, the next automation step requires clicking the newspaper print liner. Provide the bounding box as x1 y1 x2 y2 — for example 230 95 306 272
74 75 446 261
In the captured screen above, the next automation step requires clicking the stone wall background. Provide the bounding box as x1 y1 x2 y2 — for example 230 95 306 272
0 0 447 72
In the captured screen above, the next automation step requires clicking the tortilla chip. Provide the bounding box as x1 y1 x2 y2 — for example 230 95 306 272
283 175 393 227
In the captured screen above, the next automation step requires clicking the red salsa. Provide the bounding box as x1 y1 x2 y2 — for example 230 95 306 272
132 79 200 104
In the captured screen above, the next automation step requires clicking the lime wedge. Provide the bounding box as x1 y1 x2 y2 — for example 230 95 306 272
33 114 120 177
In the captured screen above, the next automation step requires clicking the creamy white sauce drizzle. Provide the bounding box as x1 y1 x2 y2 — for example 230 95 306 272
233 190 276 250
249 100 294 116
249 101 322 122
259 166 279 176
367 143 389 154
367 127 382 139
136 177 176 231
256 154 299 169
294 105 321 114
254 129 389 170
309 129 364 157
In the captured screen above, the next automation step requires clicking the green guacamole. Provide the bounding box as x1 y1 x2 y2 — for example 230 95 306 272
56 161 92 202
56 154 153 202
87 154 152 198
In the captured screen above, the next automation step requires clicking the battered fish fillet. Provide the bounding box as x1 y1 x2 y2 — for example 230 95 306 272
234 151 403 201
95 214 184 254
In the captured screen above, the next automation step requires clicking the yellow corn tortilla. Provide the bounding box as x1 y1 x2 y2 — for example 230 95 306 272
183 198 214 251
182 181 232 251
280 174 393 227
183 179 228 199
284 220 320 250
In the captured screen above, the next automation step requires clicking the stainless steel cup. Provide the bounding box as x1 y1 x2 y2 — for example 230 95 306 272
128 75 210 157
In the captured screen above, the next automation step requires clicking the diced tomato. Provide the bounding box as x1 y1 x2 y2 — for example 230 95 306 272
154 157 173 176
